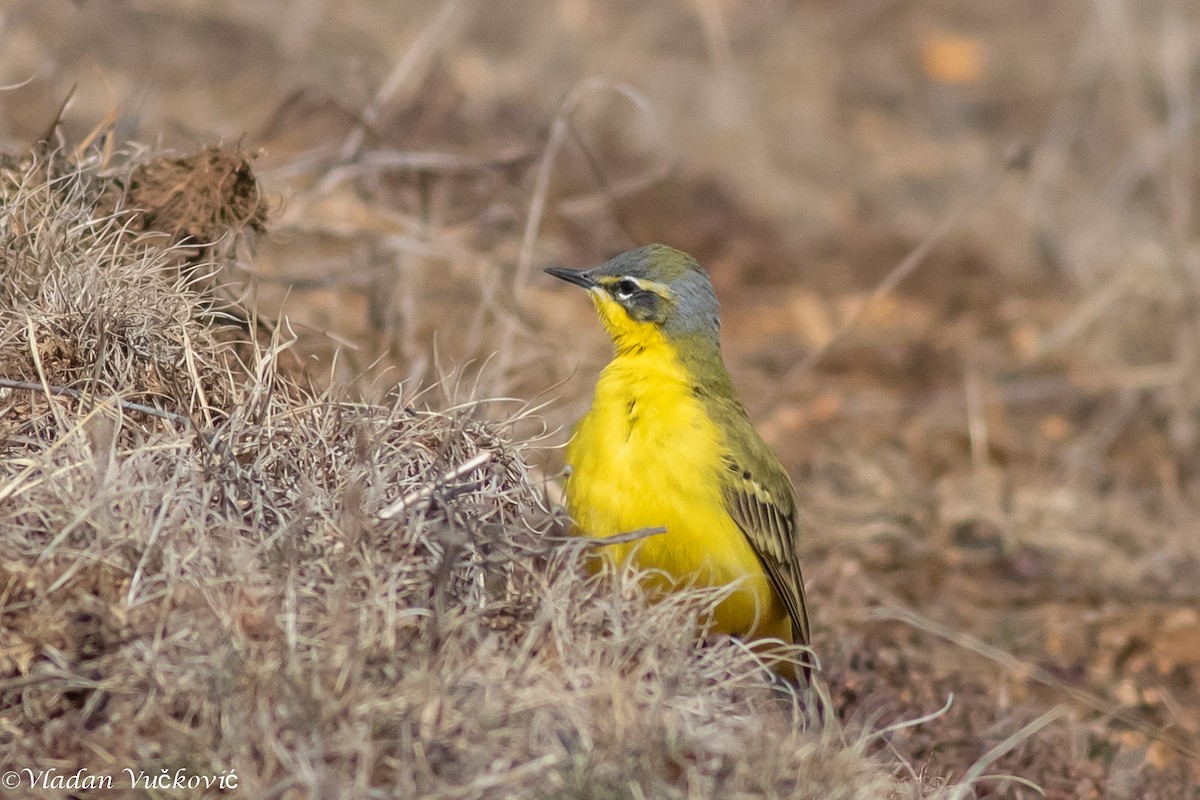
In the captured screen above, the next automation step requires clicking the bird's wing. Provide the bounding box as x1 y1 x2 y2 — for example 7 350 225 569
710 399 810 649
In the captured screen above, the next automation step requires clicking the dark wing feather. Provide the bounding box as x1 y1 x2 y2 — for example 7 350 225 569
721 453 811 648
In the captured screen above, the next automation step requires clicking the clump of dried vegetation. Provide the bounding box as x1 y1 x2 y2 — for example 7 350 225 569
0 148 967 798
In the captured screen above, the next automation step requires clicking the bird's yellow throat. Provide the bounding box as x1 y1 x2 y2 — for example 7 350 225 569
587 286 668 354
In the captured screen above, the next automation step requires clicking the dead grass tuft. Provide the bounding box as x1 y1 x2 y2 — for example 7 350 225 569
96 144 266 265
1 153 235 448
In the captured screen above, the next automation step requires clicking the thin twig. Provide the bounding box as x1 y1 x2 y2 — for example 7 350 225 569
564 120 646 244
329 0 466 168
0 378 190 424
379 449 494 519
515 79 651 304
565 526 667 549
798 144 1030 374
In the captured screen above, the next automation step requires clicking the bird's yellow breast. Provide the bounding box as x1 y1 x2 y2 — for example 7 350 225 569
564 314 790 642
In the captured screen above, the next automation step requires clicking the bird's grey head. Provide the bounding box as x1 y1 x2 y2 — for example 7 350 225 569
546 244 721 344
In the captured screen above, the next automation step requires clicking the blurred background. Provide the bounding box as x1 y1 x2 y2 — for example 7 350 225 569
2 0 1197 793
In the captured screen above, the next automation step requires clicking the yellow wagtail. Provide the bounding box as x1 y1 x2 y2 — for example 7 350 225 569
546 244 811 681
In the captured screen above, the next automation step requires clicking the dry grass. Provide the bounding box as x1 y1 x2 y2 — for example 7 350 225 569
0 151 960 799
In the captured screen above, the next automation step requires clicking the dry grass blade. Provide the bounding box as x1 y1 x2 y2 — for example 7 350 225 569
872 607 1200 765
947 706 1066 800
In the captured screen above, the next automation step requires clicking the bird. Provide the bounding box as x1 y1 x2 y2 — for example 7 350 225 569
546 244 811 682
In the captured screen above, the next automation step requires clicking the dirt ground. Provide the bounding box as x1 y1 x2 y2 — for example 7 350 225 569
2 0 1199 797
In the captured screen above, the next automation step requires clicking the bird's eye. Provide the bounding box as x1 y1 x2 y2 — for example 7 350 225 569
614 278 639 300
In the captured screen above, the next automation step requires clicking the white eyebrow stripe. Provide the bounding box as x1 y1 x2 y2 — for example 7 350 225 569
599 275 671 300
635 278 671 297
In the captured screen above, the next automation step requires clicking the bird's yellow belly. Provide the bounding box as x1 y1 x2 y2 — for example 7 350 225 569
564 357 790 643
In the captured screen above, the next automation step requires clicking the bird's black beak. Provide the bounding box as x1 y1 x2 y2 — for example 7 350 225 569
544 266 597 289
